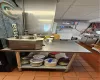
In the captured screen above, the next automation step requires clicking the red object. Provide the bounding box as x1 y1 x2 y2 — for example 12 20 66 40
51 52 59 55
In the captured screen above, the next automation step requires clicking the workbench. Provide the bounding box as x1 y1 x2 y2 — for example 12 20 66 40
0 40 91 72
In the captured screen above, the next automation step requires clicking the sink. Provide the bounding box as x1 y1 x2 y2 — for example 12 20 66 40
21 35 35 39
7 37 44 50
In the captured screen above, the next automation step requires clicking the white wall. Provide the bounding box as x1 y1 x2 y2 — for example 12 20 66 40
58 29 73 39
52 22 57 34
75 22 90 32
57 21 90 39
72 22 90 37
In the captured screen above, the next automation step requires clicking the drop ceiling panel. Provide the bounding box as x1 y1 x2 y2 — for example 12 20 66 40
59 0 75 5
85 11 100 18
77 16 99 20
74 0 99 6
62 6 99 20
62 11 100 20
55 0 100 20
55 0 75 19
61 16 93 20
55 3 70 19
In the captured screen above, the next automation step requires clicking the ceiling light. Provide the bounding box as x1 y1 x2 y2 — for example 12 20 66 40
25 11 55 15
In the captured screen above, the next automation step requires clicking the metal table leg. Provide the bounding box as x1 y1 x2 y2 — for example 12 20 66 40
65 53 77 72
15 51 22 71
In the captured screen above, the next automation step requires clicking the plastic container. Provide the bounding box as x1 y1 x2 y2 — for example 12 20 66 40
21 57 30 65
48 52 59 58
30 59 43 67
33 55 45 59
44 58 57 67
58 57 69 66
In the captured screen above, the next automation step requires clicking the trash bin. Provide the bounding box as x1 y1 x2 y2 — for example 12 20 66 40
0 38 16 72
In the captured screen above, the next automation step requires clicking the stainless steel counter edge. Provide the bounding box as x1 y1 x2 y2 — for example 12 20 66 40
0 41 91 53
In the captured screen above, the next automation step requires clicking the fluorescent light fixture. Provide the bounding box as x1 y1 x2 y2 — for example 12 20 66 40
10 10 22 14
38 19 52 22
96 31 100 34
25 11 55 15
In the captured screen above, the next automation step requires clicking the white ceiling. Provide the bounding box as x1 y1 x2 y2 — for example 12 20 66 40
55 0 100 21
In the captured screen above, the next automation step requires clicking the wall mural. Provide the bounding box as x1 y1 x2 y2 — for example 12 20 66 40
1 1 18 19
0 0 23 38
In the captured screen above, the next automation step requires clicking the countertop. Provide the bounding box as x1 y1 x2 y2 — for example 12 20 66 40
0 40 91 53
7 37 44 41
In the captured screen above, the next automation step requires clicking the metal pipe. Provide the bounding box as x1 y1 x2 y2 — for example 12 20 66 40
22 0 26 31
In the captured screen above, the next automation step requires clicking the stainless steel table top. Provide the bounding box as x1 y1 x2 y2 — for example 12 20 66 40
1 40 91 53
42 40 91 53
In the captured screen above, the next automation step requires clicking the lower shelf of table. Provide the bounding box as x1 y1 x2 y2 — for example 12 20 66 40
21 64 66 70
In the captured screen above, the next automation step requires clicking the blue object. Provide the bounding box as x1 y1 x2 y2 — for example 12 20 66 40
48 58 53 63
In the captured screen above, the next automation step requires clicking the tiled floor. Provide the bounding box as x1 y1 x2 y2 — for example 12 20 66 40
0 55 100 80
